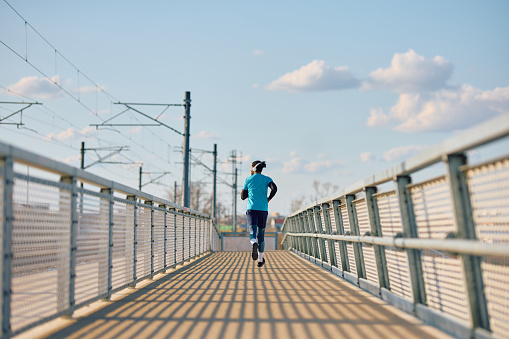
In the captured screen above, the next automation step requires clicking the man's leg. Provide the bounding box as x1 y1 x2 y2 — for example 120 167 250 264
257 211 268 267
247 211 259 260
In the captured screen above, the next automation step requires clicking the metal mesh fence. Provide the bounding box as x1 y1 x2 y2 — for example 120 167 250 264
11 176 71 331
355 200 378 285
136 204 151 280
341 204 356 276
411 176 471 324
330 207 343 271
153 208 165 273
111 198 134 291
175 214 184 264
75 190 109 304
376 191 413 300
467 158 509 338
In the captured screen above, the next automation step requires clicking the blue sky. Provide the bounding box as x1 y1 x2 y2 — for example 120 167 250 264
1 0 509 215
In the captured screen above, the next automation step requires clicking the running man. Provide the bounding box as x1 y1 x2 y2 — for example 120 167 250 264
241 160 277 267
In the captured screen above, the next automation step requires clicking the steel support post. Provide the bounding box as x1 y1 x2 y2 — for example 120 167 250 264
365 187 390 290
395 175 426 306
172 209 177 265
101 188 114 299
2 156 13 336
213 144 217 222
445 154 490 330
345 195 366 279
127 196 138 287
145 201 154 279
313 206 328 263
194 217 197 257
321 203 337 267
61 176 77 317
182 214 185 261
332 200 349 271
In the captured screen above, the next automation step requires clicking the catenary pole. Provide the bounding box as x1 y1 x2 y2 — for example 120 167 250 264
182 91 191 207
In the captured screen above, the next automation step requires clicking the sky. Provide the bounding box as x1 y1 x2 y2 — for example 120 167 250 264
1 0 509 216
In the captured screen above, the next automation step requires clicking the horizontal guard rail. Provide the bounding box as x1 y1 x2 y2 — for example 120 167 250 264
283 233 509 258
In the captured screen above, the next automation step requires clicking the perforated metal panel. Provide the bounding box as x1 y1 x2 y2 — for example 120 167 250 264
341 204 356 275
467 158 509 338
136 204 151 279
111 198 134 290
0 170 4 329
165 211 175 266
355 200 378 285
319 210 331 264
222 234 276 251
377 191 413 300
411 177 471 324
329 207 342 271
74 191 109 304
175 214 184 263
11 176 71 331
153 208 165 273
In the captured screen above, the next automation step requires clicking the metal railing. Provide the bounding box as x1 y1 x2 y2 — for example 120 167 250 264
282 113 509 339
0 140 220 338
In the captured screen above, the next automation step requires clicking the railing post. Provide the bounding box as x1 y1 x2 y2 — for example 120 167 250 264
332 200 349 272
159 204 167 272
321 203 337 267
395 175 426 307
365 187 390 290
2 155 13 337
445 154 490 330
61 176 77 317
313 206 328 263
345 195 366 279
145 200 154 279
100 188 114 300
127 195 137 287
301 212 312 256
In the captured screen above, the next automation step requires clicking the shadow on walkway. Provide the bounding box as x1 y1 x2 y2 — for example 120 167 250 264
46 251 447 339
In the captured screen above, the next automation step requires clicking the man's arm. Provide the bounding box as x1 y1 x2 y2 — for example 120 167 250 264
241 189 248 200
268 182 277 202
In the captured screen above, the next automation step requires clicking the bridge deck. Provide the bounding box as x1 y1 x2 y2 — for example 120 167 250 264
38 252 449 339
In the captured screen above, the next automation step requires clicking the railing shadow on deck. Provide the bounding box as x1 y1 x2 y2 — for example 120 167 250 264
44 252 447 339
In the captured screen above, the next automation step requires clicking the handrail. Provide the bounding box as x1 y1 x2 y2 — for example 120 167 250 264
282 233 509 257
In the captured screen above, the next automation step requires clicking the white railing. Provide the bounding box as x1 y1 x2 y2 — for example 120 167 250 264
0 141 220 337
282 113 509 339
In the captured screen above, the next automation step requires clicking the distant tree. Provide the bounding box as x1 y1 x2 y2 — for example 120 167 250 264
289 180 340 213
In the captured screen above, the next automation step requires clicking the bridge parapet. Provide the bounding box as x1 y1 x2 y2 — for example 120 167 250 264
0 141 220 337
282 113 509 339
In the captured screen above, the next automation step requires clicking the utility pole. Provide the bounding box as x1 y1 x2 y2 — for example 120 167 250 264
182 91 191 208
213 144 217 222
174 181 177 203
81 142 85 171
139 166 142 191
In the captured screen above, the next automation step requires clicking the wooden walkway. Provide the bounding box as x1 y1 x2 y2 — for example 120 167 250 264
38 252 449 339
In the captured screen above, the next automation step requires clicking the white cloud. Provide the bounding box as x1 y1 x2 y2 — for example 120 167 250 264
366 108 390 127
128 126 143 134
360 152 374 162
7 76 67 99
391 85 509 132
254 50 265 56
266 60 360 92
383 145 428 162
47 127 75 141
283 156 344 174
363 49 453 92
81 126 97 137
194 130 221 140
289 150 297 157
252 83 260 88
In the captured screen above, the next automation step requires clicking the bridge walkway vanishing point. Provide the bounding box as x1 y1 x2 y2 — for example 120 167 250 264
21 251 450 339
